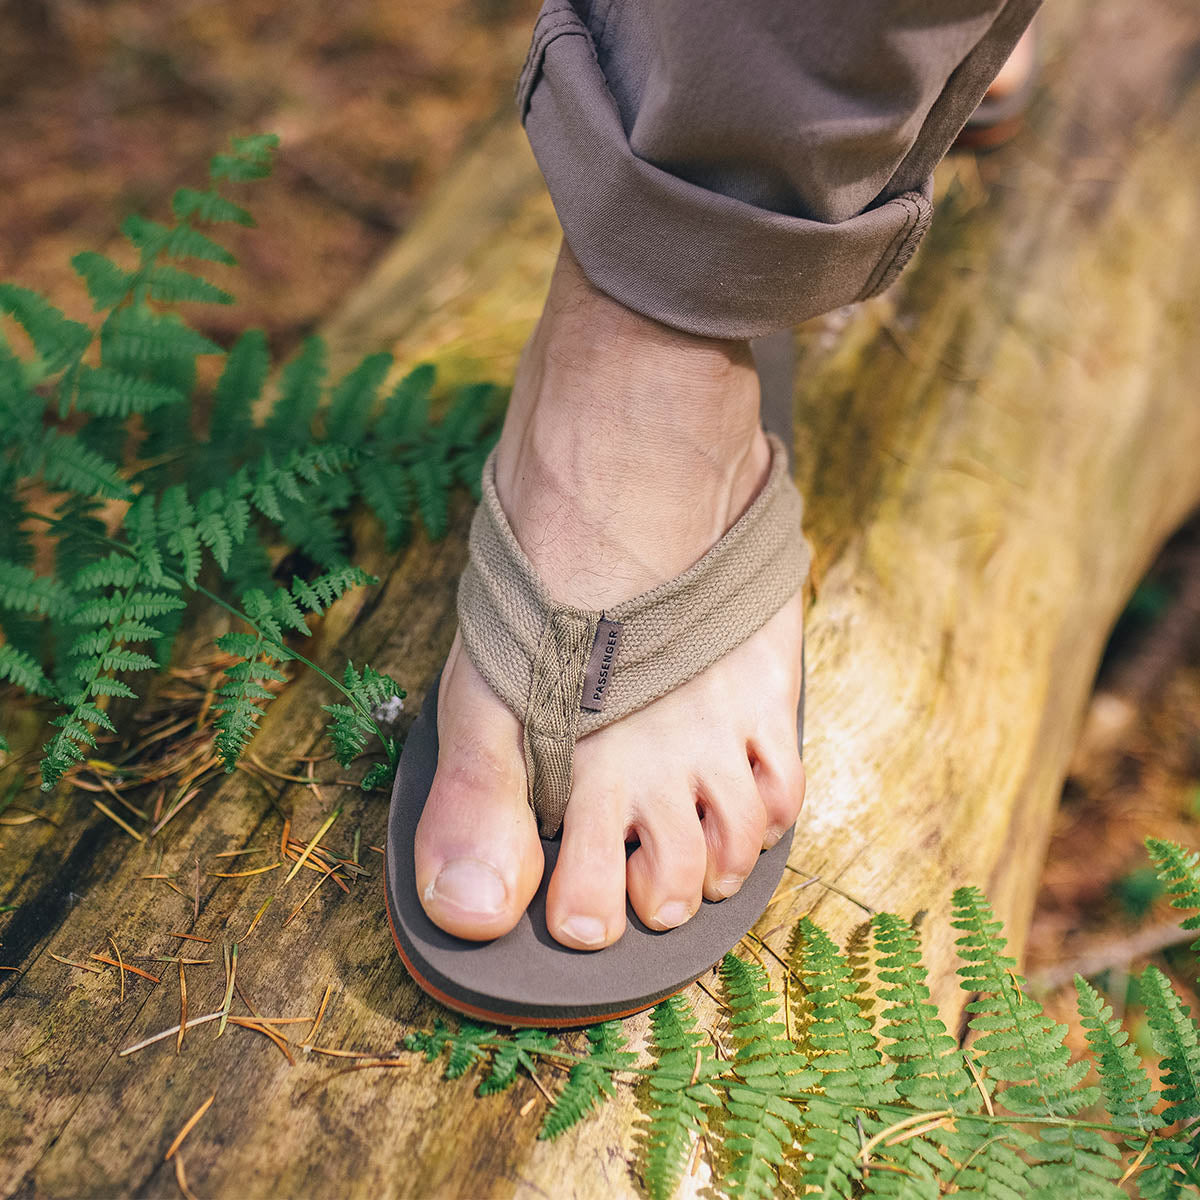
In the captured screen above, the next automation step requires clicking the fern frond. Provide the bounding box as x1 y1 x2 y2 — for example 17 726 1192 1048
0 560 73 618
209 133 279 182
637 993 723 1200
324 352 392 446
717 953 819 1200
540 1022 635 1139
321 659 403 769
0 643 54 696
0 283 90 370
211 631 288 769
171 187 254 227
479 1028 558 1098
375 364 435 443
444 1022 495 1079
70 251 133 311
1140 964 1200 1128
1147 838 1200 959
1074 976 1159 1136
145 264 233 307
208 329 267 454
75 366 183 418
264 337 325 449
39 428 130 500
100 303 221 366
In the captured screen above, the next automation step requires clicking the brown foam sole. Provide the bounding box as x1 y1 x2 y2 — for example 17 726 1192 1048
385 664 803 1028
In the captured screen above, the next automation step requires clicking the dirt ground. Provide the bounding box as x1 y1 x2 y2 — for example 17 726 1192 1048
2 0 1198 1053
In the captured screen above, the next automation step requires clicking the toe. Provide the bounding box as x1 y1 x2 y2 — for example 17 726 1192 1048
414 640 543 941
626 791 707 930
749 739 806 848
698 761 768 900
545 785 628 950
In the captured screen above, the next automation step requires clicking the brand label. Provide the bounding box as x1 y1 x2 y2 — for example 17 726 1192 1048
581 617 623 712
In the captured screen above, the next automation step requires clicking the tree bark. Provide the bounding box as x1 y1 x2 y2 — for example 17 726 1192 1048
3 1 1200 1196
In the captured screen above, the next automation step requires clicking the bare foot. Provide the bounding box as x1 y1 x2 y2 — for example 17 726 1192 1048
413 244 806 949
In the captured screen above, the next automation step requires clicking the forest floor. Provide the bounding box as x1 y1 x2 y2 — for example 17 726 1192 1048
2 0 1198 1063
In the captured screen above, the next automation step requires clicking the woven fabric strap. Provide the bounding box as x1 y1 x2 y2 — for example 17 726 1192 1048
457 431 810 838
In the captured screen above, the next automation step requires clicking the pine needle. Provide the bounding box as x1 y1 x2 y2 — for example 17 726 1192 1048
174 1154 198 1200
164 1093 214 1160
89 954 160 983
120 1011 222 1055
283 863 337 926
169 932 214 943
192 858 200 923
108 935 125 1003
49 952 104 975
217 942 237 1037
159 878 192 902
213 847 266 858
238 897 273 941
305 982 333 1045
227 1017 294 1064
177 961 187 1053
283 805 342 883
91 798 144 842
207 862 282 878
279 817 290 860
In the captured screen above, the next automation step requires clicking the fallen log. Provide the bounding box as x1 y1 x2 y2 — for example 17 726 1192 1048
3 0 1200 1195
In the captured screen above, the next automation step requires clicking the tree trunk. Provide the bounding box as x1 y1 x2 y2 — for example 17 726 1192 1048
4 1 1200 1196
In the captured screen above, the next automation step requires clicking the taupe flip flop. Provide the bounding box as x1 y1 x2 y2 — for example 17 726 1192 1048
385 334 809 1027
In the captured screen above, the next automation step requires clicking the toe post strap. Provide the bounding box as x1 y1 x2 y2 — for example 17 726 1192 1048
457 431 810 838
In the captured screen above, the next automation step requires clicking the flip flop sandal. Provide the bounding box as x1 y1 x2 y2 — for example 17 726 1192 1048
385 337 811 1028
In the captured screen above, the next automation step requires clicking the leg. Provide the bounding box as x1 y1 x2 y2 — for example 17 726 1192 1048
415 0 1040 948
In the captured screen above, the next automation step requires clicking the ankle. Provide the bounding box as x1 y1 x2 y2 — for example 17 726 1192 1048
492 243 771 608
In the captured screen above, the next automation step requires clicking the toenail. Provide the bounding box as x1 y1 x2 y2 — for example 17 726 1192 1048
651 900 691 930
715 875 744 899
763 827 784 848
426 858 507 916
560 915 607 948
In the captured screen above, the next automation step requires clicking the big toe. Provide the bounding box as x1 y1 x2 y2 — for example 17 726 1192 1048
414 640 543 941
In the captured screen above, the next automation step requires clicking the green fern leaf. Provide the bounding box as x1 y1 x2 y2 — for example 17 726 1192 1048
1074 976 1159 1136
0 283 91 370
0 642 54 696
637 993 723 1200
101 304 221 365
0 561 73 617
1147 838 1200 959
264 337 325 448
211 632 288 769
320 658 402 768
70 251 133 310
444 1022 495 1079
719 953 819 1200
40 428 131 499
209 133 278 182
171 187 254 227
411 455 452 540
75 366 183 417
146 264 233 306
1141 964 1200 1127
324 353 392 446
480 1028 557 1098
162 225 237 266
375 363 434 443
210 330 268 451
120 214 172 258
541 1022 635 1139
357 460 413 548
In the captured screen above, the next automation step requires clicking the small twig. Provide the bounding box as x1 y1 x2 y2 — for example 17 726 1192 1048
91 799 144 842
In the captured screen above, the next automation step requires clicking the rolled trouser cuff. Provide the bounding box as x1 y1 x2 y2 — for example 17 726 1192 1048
518 7 933 341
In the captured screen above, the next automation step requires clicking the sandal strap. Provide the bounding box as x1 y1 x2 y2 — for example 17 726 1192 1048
457 431 810 837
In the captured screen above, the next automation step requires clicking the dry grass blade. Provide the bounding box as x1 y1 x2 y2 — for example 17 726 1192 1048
91 799 144 842
283 805 342 884
207 862 282 878
159 878 192 902
213 847 266 859
169 932 214 944
88 770 148 819
49 952 104 975
174 1154 198 1200
150 786 202 837
164 1093 215 1161
217 943 237 1037
283 867 335 927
